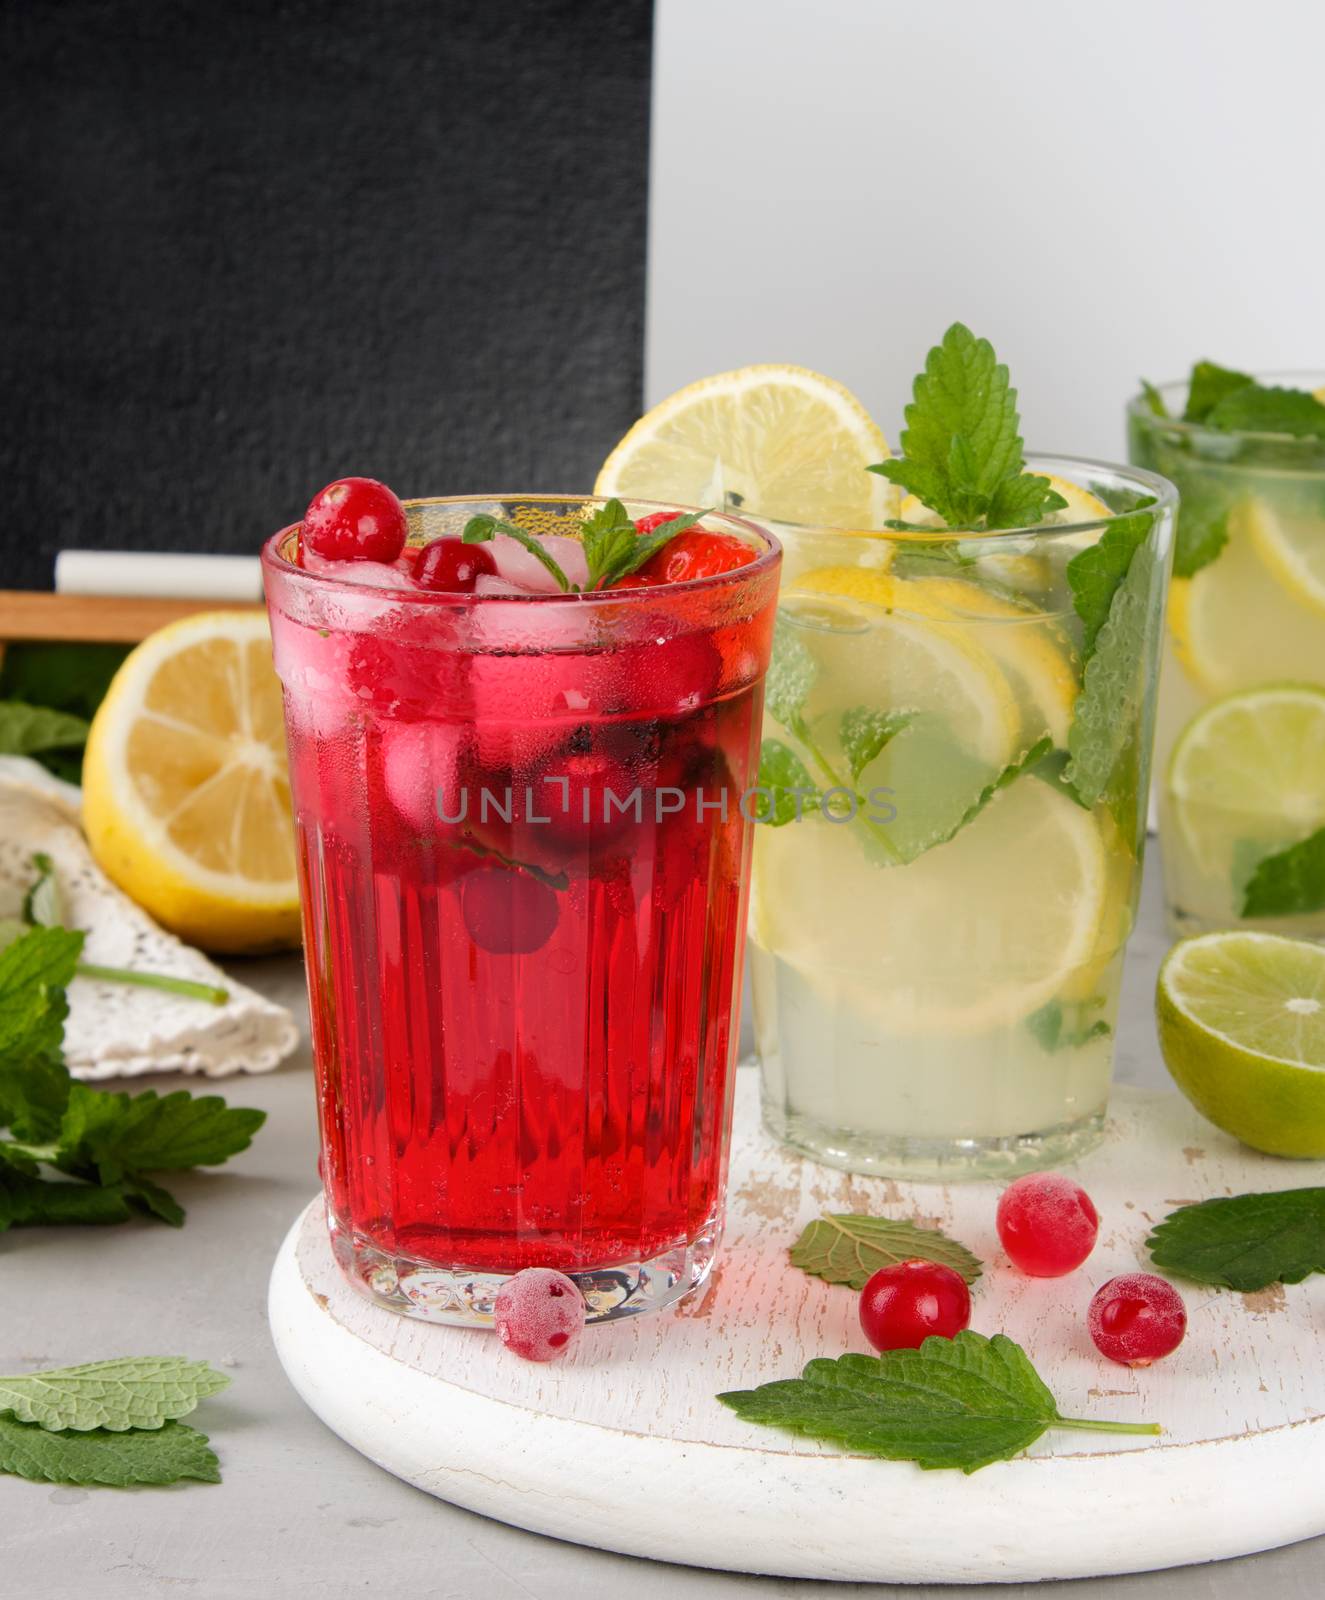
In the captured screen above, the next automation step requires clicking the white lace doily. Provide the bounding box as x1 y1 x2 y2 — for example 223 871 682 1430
0 757 300 1080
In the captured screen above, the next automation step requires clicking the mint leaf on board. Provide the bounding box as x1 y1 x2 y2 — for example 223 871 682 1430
1066 504 1155 656
718 1331 1159 1474
0 925 84 1068
0 1357 228 1433
755 740 819 827
1207 385 1325 439
1241 826 1325 918
1147 1189 1325 1291
1026 997 1111 1053
1183 360 1254 423
0 703 90 760
870 323 1067 531
0 643 129 722
0 1413 219 1486
840 708 915 783
790 1213 982 1289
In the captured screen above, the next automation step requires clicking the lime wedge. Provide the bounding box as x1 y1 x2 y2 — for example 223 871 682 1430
1157 931 1325 1157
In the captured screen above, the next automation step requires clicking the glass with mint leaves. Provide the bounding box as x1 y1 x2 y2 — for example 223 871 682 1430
1129 367 1325 937
750 324 1175 1179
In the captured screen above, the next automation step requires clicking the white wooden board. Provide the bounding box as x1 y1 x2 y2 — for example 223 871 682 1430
269 1074 1325 1584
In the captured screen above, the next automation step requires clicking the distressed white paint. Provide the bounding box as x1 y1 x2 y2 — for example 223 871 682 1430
270 1078 1325 1584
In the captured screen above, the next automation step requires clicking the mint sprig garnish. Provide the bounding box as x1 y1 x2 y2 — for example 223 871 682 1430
463 501 706 593
1182 360 1255 423
12 854 228 1006
1241 826 1325 918
0 1354 228 1486
578 498 705 589
789 1213 981 1290
718 1331 1160 1474
1147 1189 1325 1291
0 926 263 1229
869 323 1068 532
1207 386 1325 438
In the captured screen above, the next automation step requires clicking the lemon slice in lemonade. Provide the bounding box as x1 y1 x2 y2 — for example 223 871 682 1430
83 612 300 953
755 772 1108 1036
1168 501 1325 695
595 365 894 530
791 568 1020 766
1246 494 1325 617
1166 683 1325 894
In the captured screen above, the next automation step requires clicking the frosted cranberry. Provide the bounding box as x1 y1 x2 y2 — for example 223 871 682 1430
1088 1274 1187 1367
996 1172 1100 1277
635 525 757 585
460 865 560 955
859 1259 972 1352
302 477 408 563
414 537 498 593
493 1268 586 1362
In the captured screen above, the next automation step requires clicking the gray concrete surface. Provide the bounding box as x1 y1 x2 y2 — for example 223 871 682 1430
3 851 1322 1598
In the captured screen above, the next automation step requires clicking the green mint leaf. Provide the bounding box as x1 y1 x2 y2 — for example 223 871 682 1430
125 1175 187 1227
578 498 638 588
462 515 572 592
1147 1189 1325 1290
1241 826 1325 918
887 540 979 576
0 643 129 722
1066 505 1155 656
984 472 1068 531
840 708 915 783
0 1167 132 1232
0 1357 229 1434
789 1213 982 1289
0 925 84 1071
608 510 705 583
1026 997 1111 1053
755 740 819 827
1206 384 1325 439
22 853 64 930
1139 379 1169 418
765 614 817 732
871 323 1052 532
57 1084 266 1186
718 1331 1159 1474
1172 482 1230 578
0 702 89 759
0 1413 219 1486
1183 360 1254 423
1064 525 1157 816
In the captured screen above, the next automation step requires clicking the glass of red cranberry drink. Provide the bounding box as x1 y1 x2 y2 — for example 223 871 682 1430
262 482 780 1325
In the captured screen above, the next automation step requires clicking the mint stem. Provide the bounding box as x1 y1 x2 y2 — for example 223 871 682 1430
1056 1417 1163 1437
75 963 229 1006
797 722 902 864
462 515 573 593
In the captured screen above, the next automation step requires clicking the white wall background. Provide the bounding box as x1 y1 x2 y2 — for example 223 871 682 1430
647 0 1325 460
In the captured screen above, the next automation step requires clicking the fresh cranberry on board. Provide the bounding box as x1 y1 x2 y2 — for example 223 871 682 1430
302 477 408 564
414 537 499 593
859 1258 972 1352
996 1172 1100 1277
493 1268 587 1362
1088 1274 1187 1367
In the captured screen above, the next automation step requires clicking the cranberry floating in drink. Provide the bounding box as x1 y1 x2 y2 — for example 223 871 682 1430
263 492 779 1325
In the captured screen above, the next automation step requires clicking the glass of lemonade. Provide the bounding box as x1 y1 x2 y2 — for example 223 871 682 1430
263 494 779 1324
748 458 1176 1179
1129 374 1325 937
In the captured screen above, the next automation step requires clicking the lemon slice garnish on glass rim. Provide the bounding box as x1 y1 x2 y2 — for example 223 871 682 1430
595 364 894 531
82 611 300 954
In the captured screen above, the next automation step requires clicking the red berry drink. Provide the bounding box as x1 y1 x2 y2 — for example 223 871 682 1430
263 493 779 1325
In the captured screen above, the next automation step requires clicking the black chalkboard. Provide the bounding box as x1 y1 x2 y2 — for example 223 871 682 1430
0 0 653 589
